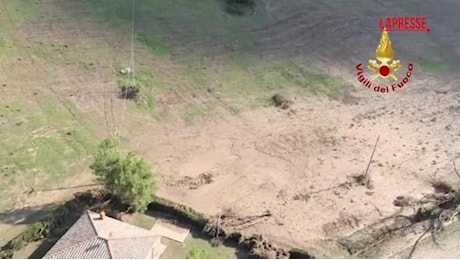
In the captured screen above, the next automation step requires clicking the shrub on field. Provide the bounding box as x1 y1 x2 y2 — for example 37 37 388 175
225 0 256 16
90 137 156 213
119 85 140 100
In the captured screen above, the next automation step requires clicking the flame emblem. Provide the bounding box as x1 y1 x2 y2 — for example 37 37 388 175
368 28 401 81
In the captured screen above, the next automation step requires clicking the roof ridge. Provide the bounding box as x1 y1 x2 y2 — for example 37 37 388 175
87 210 99 236
106 237 114 258
107 235 161 241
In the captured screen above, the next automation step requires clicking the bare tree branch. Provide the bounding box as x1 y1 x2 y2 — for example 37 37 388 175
408 225 431 259
453 160 460 179
364 136 380 178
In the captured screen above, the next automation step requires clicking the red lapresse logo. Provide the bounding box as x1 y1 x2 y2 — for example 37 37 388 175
379 16 430 32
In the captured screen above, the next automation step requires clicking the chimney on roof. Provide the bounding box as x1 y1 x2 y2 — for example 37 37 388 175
99 211 106 220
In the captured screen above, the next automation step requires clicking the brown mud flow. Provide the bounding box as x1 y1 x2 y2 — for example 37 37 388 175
340 180 460 258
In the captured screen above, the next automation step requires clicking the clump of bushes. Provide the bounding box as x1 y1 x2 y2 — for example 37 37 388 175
90 137 156 213
186 244 229 259
225 0 256 16
0 222 49 258
119 85 140 100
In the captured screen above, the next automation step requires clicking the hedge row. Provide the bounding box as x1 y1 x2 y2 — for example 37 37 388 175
0 222 49 258
0 190 313 259
148 197 208 229
149 196 314 259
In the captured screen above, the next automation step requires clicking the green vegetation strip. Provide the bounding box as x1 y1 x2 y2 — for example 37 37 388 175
0 190 314 259
0 190 111 259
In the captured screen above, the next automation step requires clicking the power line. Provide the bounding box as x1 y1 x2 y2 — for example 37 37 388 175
117 0 136 138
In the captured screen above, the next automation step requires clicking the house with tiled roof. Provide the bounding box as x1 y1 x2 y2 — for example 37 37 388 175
43 210 166 259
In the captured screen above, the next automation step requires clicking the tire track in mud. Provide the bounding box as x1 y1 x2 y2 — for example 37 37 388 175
1 5 124 210
253 12 349 42
29 0 136 137
43 0 137 136
151 65 238 123
112 6 246 120
80 0 242 122
253 13 367 55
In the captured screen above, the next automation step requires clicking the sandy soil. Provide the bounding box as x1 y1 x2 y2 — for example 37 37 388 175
127 77 460 249
122 1 460 252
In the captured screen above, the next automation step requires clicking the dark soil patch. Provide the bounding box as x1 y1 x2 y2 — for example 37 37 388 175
349 174 374 189
179 173 214 190
272 93 293 109
224 0 256 16
119 85 140 100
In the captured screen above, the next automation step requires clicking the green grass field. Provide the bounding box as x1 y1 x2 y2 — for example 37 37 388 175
69 0 348 126
123 212 156 230
0 0 99 220
162 235 237 259
80 0 263 56
0 76 99 211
